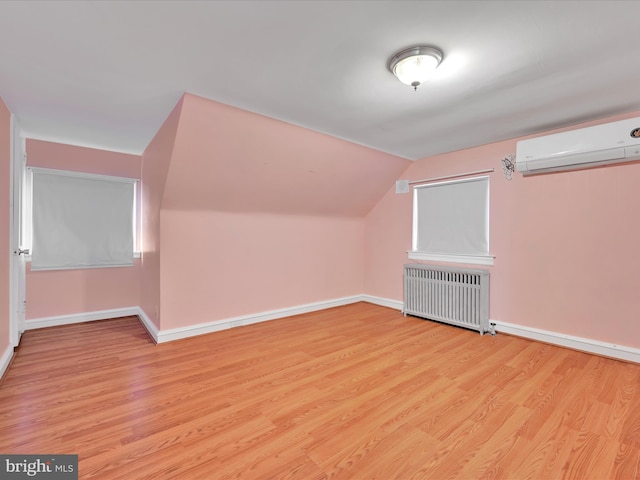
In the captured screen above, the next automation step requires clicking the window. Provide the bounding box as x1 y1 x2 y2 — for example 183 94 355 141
409 176 493 265
26 168 137 271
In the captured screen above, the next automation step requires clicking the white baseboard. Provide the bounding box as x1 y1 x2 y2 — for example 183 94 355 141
0 344 13 382
136 308 160 344
155 295 363 343
360 294 403 311
18 298 640 364
25 307 140 330
493 320 640 364
21 297 368 344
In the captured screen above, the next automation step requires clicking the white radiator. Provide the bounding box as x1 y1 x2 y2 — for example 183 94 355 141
403 264 492 335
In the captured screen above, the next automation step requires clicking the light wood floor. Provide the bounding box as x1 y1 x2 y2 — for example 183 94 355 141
1 302 639 479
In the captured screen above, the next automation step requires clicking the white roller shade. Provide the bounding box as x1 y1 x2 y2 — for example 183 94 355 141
413 176 489 255
31 168 135 271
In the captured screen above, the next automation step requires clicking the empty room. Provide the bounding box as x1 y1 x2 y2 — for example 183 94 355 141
1 1 640 479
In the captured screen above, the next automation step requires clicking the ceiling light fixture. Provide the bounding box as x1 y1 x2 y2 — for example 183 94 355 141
388 46 443 91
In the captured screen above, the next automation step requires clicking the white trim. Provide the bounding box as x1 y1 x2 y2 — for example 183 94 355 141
25 251 141 263
360 295 403 311
9 115 26 348
17 301 640 365
155 296 362 343
408 251 495 266
493 320 640 364
28 167 137 184
8 113 17 347
408 168 495 186
0 344 13 382
25 307 140 330
136 307 159 343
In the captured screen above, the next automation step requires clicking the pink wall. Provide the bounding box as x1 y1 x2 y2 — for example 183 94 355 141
160 210 364 329
27 140 140 178
162 93 410 216
26 266 140 319
25 139 141 319
10 91 639 354
151 93 407 330
0 98 11 354
139 97 184 328
365 110 640 349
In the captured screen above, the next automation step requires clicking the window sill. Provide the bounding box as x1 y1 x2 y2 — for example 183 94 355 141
407 251 495 266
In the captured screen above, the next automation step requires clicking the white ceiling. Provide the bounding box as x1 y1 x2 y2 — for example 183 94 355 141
1 1 639 160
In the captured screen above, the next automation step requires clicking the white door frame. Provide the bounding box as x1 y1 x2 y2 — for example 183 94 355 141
9 115 26 347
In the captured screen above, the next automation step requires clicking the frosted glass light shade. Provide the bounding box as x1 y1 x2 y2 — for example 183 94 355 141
393 54 439 85
388 46 443 90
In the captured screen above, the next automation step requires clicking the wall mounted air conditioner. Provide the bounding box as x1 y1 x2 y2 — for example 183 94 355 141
516 116 640 175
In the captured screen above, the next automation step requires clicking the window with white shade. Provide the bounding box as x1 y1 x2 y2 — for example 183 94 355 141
409 176 493 266
27 168 137 271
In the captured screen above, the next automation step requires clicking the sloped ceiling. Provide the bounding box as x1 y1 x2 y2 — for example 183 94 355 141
1 1 639 160
161 94 410 216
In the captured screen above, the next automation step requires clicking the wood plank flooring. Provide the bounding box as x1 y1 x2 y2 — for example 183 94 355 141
1 302 639 479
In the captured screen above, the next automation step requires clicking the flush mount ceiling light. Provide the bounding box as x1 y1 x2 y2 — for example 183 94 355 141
388 45 443 91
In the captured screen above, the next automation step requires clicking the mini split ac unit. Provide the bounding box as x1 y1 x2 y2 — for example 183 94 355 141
516 116 640 175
